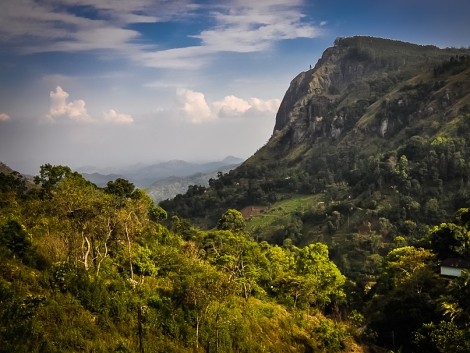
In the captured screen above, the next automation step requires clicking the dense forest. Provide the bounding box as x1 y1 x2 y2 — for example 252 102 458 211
1 164 355 353
2 37 470 352
2 163 470 352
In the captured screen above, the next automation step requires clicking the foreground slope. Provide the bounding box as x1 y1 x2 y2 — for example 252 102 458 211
0 163 360 353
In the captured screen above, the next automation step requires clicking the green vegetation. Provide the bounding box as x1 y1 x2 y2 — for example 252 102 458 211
0 166 356 353
160 37 470 352
4 164 470 352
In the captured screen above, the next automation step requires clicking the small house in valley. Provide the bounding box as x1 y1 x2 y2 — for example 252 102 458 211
440 258 470 277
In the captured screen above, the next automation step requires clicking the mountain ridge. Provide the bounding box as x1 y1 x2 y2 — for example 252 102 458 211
146 162 241 203
160 36 470 234
79 156 244 187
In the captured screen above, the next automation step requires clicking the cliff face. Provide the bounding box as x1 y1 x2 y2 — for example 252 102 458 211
272 36 470 150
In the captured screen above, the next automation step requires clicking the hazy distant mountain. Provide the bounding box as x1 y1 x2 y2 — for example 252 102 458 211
0 162 15 175
79 156 244 187
146 162 240 203
79 172 125 187
0 161 35 182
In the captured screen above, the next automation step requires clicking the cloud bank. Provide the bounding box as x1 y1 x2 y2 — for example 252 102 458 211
46 86 133 125
178 89 281 124
0 113 11 121
47 86 92 123
103 109 134 124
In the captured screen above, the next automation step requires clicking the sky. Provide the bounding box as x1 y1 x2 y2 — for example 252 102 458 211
0 0 469 175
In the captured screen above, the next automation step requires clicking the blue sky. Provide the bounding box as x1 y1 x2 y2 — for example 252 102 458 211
0 0 469 175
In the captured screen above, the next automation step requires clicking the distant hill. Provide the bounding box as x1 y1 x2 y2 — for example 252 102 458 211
80 172 125 187
161 36 470 240
146 163 240 203
80 156 244 187
0 162 15 175
0 161 36 189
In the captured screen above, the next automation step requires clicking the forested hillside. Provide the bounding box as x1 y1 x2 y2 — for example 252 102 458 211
162 37 470 232
159 37 470 352
1 164 359 353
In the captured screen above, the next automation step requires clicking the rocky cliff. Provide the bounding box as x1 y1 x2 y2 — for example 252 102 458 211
272 36 470 151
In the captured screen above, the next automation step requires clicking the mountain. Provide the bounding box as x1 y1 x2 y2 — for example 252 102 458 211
161 36 470 236
3 37 470 353
146 162 241 203
79 156 244 187
0 161 36 190
80 172 125 187
159 37 470 350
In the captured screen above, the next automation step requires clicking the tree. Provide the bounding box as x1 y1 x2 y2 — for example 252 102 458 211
414 321 470 353
198 229 268 300
104 178 137 199
430 223 469 259
295 243 346 309
368 245 441 351
148 204 167 223
51 173 106 272
0 219 32 260
217 209 246 233
273 243 345 310
175 261 232 350
34 164 72 197
382 246 436 292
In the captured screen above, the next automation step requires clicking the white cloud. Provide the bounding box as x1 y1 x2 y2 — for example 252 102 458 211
140 1 321 68
103 109 134 124
0 113 11 121
178 89 281 123
0 0 188 55
247 98 281 112
47 86 92 123
177 89 214 124
0 0 320 70
193 1 320 53
139 46 210 70
213 95 252 116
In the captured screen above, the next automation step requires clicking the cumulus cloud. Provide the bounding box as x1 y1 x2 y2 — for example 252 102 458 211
103 109 134 124
0 113 11 121
178 89 280 123
177 89 214 124
213 95 251 116
47 86 92 123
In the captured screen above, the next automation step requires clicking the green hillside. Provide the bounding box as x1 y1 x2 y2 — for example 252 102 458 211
159 37 470 352
161 36 470 242
0 164 365 353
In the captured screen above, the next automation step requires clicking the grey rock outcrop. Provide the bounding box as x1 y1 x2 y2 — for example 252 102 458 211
271 36 469 148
